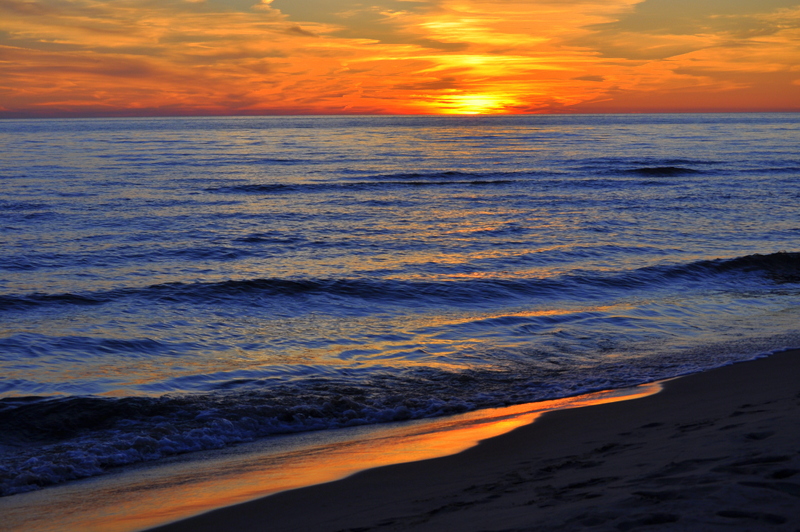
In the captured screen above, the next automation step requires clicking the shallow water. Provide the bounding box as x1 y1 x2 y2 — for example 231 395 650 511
1 113 799 495
0 383 662 532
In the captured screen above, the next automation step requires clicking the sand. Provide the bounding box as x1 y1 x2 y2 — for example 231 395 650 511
148 349 800 531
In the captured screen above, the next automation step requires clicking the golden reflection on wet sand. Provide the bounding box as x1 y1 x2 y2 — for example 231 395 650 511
0 382 661 532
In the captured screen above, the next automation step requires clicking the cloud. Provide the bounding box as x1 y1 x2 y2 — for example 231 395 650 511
285 25 318 37
591 0 799 35
0 0 798 117
576 0 800 59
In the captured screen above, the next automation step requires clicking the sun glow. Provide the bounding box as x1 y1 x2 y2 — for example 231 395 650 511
436 94 517 114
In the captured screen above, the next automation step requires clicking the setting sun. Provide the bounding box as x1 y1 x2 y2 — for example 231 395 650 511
435 94 516 114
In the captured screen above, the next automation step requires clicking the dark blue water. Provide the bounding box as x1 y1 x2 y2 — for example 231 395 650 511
1 113 799 496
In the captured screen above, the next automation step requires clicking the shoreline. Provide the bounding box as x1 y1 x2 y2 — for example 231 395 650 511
148 349 800 531
0 381 662 532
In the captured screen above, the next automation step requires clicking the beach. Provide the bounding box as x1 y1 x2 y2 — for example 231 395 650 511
4 0 800 526
150 349 800 531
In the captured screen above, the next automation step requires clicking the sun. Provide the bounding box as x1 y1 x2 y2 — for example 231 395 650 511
436 94 516 115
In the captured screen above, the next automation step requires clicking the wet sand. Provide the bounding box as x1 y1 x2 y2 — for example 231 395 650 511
149 349 800 531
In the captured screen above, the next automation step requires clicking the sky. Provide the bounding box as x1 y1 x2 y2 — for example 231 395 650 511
1 0 799 117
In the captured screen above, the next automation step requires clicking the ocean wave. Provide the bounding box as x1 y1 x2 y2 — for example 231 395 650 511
207 183 312 194
203 165 722 196
0 360 662 495
0 245 253 274
0 293 110 310
0 334 197 362
0 368 486 496
234 233 308 244
690 251 800 283
101 155 307 168
0 201 50 211
359 170 521 180
586 157 721 165
207 179 518 194
1 252 797 312
622 166 703 176
2 335 797 497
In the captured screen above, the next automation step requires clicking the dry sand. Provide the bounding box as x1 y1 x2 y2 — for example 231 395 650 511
149 349 800 531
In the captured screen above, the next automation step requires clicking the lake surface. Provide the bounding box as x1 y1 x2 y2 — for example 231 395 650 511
1 113 799 496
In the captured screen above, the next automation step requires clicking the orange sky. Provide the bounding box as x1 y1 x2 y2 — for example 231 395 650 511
1 0 799 117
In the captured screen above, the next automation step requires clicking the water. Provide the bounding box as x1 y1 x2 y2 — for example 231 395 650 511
1 113 799 496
